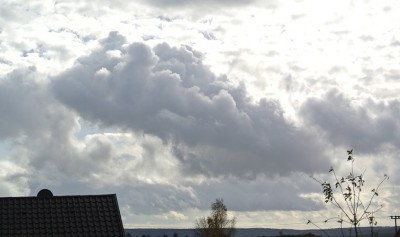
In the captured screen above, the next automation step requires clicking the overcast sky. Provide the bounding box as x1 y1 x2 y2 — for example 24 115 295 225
1 0 400 229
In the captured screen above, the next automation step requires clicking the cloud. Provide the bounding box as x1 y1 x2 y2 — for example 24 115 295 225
168 211 188 221
194 175 323 212
300 89 400 153
0 66 81 196
51 32 328 179
0 67 54 139
1 0 400 229
0 159 29 196
139 0 258 8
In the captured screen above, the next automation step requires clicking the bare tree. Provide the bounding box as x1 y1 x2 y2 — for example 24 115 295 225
308 149 388 237
195 198 236 237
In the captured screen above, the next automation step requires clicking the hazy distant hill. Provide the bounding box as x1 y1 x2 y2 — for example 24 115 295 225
125 226 396 237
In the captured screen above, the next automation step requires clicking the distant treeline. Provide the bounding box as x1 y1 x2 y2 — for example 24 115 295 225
126 234 187 237
125 234 318 237
125 229 194 237
272 234 318 237
125 227 398 237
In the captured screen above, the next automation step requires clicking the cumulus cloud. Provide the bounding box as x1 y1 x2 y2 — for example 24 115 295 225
51 32 328 179
301 89 400 153
0 66 80 195
0 67 46 139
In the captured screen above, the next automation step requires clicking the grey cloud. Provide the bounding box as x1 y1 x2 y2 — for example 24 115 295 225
141 0 257 8
194 175 323 212
328 66 347 74
385 69 400 81
266 50 279 57
26 131 201 215
51 32 328 178
0 58 12 65
0 67 119 189
48 27 95 43
291 14 306 20
119 183 199 215
0 67 92 195
50 0 260 15
158 16 175 22
0 67 52 139
0 32 329 219
0 1 51 26
200 31 217 40
22 44 46 58
117 171 322 214
301 89 400 153
359 35 375 42
383 6 392 12
28 174 199 216
391 39 400 47
28 133 114 181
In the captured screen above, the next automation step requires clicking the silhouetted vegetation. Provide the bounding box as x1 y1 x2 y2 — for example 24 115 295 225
309 149 389 237
194 198 236 237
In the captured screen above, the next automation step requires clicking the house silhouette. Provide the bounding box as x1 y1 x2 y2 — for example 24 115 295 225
0 189 125 237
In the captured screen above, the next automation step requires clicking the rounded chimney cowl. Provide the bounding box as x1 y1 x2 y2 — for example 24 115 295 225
37 189 54 197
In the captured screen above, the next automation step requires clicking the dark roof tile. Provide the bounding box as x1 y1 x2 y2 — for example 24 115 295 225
0 192 125 237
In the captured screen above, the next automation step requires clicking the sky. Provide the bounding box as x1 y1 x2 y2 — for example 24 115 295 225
1 0 400 230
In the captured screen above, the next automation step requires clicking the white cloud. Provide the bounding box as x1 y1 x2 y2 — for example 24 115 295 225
168 211 188 221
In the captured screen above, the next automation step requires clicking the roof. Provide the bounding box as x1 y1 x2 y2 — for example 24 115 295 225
0 189 125 237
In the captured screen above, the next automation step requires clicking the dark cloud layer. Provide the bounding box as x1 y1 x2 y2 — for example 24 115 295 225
51 32 328 178
301 89 400 153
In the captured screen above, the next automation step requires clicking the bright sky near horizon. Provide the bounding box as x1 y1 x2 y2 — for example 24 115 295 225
1 0 400 230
